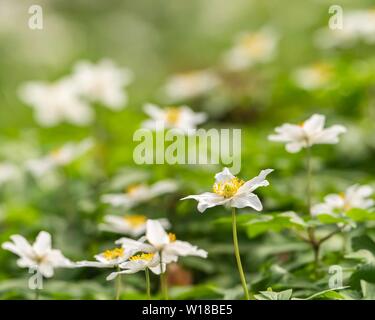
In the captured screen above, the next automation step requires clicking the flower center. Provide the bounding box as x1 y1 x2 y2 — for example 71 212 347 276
124 215 147 227
339 192 351 211
213 177 245 198
242 34 268 56
168 233 176 242
103 247 124 260
312 63 331 78
50 148 62 160
129 252 154 261
165 107 181 125
125 184 143 195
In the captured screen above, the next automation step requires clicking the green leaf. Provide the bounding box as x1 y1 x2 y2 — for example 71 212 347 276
346 209 375 222
361 281 375 300
254 288 293 300
293 287 348 300
352 235 375 256
350 264 375 290
246 212 307 238
316 213 349 225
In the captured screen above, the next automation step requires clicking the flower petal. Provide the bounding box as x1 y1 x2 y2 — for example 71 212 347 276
146 220 169 249
238 169 273 194
165 240 208 258
181 192 229 213
33 231 52 256
38 262 54 278
303 114 325 134
214 167 235 183
231 193 263 211
8 235 34 258
312 125 347 144
149 263 166 275
285 141 304 153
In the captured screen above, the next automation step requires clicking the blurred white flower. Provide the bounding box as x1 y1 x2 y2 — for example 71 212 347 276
292 63 333 90
100 214 170 237
106 252 163 280
164 70 220 101
72 59 133 110
268 114 347 153
315 10 375 48
75 247 134 269
312 185 374 216
223 28 278 70
0 163 21 186
2 231 72 278
182 167 273 213
19 78 93 127
25 138 94 178
101 180 178 208
141 103 207 133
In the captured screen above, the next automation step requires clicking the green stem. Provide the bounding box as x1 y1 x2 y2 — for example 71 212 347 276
145 268 151 299
34 288 39 300
306 146 312 214
306 147 320 272
159 252 168 300
232 207 250 300
115 266 122 300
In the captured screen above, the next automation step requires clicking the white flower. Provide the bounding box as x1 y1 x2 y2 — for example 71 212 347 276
106 252 163 280
0 163 21 186
181 167 273 213
268 114 347 153
164 70 220 101
292 63 333 90
100 214 170 237
312 185 374 216
223 28 278 70
75 247 134 269
2 231 72 278
19 78 93 127
72 59 133 110
101 179 178 209
25 138 94 178
141 103 207 134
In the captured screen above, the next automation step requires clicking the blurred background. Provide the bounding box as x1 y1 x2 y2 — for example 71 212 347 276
0 0 374 299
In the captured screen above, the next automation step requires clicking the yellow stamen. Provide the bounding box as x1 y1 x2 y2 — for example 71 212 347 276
213 177 245 198
103 247 124 260
241 34 268 56
298 121 305 127
50 148 62 159
125 184 142 195
312 63 332 77
168 233 176 242
129 253 154 261
165 107 181 125
124 215 147 227
339 192 351 211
